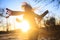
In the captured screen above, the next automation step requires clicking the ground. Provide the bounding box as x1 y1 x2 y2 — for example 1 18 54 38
0 27 60 40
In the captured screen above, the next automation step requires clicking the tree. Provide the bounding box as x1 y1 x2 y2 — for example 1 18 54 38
44 17 56 31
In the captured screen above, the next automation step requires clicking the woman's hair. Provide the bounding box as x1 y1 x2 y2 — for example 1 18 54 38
21 2 32 11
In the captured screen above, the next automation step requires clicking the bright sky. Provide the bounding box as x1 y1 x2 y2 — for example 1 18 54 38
0 0 60 30
0 0 60 19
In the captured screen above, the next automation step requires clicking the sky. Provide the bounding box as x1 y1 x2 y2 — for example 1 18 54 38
0 0 60 19
0 0 60 30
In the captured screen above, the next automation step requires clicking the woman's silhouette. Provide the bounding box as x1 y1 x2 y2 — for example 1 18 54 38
6 2 48 40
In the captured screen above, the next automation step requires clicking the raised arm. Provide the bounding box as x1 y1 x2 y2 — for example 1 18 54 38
6 8 23 16
40 10 48 18
12 11 23 16
35 10 48 22
37 10 48 19
34 10 48 18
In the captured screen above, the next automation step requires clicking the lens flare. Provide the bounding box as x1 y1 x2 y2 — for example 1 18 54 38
16 20 30 32
20 20 30 32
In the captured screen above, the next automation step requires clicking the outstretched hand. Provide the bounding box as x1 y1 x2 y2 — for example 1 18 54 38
6 8 12 16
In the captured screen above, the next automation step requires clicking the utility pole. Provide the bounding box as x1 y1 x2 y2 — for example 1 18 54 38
6 16 9 32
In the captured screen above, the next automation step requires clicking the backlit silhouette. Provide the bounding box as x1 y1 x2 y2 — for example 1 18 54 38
6 2 49 40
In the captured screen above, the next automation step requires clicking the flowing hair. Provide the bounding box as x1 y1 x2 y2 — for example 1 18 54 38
21 2 33 11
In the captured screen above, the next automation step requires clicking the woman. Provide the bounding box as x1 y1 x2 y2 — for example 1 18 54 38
6 2 48 40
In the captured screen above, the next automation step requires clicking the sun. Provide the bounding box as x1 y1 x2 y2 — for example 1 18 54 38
8 15 30 32
20 20 30 32
16 20 30 32
15 15 30 32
